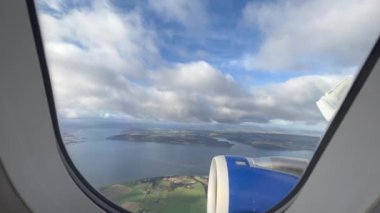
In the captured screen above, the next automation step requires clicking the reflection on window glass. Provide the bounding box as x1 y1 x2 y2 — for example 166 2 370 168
35 0 379 212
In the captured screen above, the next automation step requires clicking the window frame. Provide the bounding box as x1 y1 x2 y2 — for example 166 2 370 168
26 1 130 212
25 0 380 212
268 38 380 212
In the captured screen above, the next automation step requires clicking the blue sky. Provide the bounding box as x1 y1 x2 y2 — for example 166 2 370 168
36 0 379 133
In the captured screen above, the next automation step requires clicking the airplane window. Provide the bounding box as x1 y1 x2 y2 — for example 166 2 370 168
33 0 380 212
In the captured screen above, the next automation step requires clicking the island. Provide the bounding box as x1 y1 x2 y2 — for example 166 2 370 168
106 128 319 151
107 129 233 147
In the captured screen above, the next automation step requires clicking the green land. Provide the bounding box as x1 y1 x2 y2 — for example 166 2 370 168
100 176 208 213
106 129 319 151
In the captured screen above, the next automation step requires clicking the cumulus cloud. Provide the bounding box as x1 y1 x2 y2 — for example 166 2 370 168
152 61 245 97
40 2 160 76
147 0 209 28
37 0 350 133
240 0 380 72
38 1 160 116
146 67 342 124
251 75 342 122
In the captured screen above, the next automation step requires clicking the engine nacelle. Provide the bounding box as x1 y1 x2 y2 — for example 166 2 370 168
207 155 301 213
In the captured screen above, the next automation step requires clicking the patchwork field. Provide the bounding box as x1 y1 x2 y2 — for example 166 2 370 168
100 176 208 213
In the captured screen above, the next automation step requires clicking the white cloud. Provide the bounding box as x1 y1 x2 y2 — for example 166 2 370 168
37 0 349 133
149 64 343 124
147 0 209 28
152 61 244 97
40 2 160 76
38 1 161 118
252 75 342 122
241 0 380 71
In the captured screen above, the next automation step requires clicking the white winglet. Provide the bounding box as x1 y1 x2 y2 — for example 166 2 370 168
316 76 353 121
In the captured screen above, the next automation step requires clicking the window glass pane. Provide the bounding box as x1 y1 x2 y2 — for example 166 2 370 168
34 0 379 212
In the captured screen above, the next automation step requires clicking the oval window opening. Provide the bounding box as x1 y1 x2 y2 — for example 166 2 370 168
33 0 380 212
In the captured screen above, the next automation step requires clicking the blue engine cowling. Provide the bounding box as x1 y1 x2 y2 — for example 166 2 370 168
207 155 300 213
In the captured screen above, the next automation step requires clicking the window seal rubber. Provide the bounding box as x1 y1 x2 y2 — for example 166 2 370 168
25 0 380 212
